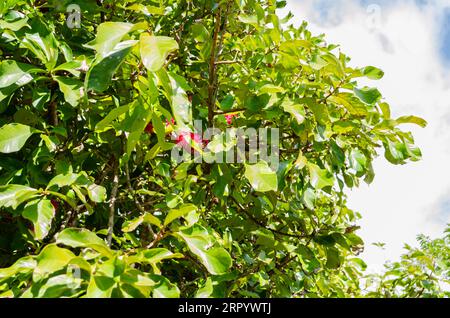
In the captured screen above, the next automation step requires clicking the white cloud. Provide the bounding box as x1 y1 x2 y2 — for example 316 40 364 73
282 0 450 271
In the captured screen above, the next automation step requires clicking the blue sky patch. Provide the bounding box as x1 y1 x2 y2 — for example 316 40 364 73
440 9 450 65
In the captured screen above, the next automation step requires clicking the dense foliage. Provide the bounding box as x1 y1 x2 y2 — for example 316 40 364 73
0 0 434 298
365 228 450 298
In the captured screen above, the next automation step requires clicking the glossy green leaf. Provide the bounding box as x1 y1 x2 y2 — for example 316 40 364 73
85 22 135 57
164 204 197 226
86 41 136 93
54 76 83 107
56 228 113 257
22 199 55 240
362 66 384 80
354 87 381 105
281 99 305 124
0 60 41 89
308 163 335 189
0 123 36 153
0 184 39 209
34 244 76 280
86 184 107 203
140 34 179 72
177 225 232 275
244 161 278 192
395 116 428 128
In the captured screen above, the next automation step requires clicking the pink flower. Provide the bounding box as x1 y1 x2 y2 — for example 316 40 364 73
225 113 239 125
166 118 175 127
176 131 207 153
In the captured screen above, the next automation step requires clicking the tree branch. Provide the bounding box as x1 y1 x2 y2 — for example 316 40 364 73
107 158 119 246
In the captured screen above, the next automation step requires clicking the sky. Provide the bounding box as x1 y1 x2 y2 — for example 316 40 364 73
281 0 450 271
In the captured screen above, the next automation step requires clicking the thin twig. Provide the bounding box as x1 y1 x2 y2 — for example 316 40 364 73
107 158 119 246
207 8 222 125
214 60 242 65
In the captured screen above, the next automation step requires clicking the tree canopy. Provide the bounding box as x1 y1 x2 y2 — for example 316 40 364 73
0 0 441 298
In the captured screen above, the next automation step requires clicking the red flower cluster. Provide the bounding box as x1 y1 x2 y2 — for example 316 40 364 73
176 131 209 152
145 118 175 134
166 118 175 126
144 123 154 133
225 113 239 125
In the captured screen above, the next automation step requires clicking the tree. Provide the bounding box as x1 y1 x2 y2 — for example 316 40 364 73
364 226 450 298
0 0 427 298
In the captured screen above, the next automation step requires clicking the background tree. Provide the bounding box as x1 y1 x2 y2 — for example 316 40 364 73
0 0 428 297
365 226 449 298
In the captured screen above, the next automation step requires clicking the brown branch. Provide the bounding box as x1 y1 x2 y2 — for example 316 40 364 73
207 9 222 125
146 229 167 249
214 60 242 65
207 2 232 125
107 158 119 246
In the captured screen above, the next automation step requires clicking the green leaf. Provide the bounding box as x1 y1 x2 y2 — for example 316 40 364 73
20 20 59 70
86 41 136 93
140 34 179 72
46 173 79 189
395 116 428 128
127 248 183 274
329 93 368 116
259 84 284 94
22 199 55 240
152 276 180 298
122 213 162 232
95 104 131 131
379 102 391 119
0 123 36 153
244 161 278 192
85 22 136 57
353 87 381 105
34 244 76 280
195 278 213 298
86 184 107 203
164 204 197 226
33 274 82 298
177 225 232 275
349 149 367 174
54 76 83 107
123 100 153 157
383 139 406 164
157 70 192 128
325 247 341 269
0 60 41 89
362 66 384 80
281 99 305 124
135 248 183 265
0 256 36 280
302 98 330 125
308 163 335 189
0 11 28 31
0 184 39 209
56 228 113 257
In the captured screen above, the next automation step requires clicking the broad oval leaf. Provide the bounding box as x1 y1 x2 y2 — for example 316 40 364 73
244 161 278 192
22 199 56 240
0 123 36 153
56 228 113 257
140 34 179 72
